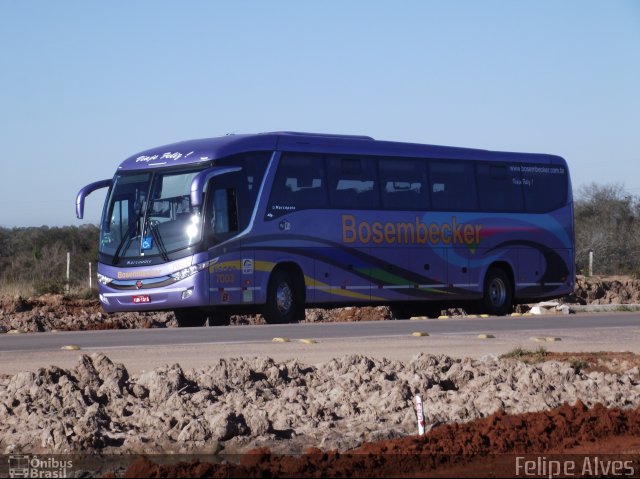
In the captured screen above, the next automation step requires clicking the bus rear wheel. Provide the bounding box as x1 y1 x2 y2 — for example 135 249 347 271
174 308 208 327
481 268 513 316
264 269 303 324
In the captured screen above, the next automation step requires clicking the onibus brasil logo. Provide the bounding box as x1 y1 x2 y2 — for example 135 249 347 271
8 455 73 478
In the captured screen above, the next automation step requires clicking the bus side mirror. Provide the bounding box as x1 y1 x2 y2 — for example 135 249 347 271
190 166 242 208
76 179 112 219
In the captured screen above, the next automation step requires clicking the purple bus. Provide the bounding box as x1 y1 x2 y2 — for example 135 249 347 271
76 132 574 326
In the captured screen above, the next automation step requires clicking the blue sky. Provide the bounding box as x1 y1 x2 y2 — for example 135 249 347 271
1 1 638 227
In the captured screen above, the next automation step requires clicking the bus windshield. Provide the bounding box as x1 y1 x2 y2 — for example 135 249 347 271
100 168 203 261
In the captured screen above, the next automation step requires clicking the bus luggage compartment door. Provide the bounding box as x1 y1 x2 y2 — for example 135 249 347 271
208 253 243 306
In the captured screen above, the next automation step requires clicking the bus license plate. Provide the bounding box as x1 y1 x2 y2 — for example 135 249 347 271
133 295 151 304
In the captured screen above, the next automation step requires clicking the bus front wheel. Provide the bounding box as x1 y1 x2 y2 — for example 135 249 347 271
264 269 303 324
481 268 513 316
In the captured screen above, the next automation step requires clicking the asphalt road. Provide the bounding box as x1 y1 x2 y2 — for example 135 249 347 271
2 312 640 352
1 313 639 374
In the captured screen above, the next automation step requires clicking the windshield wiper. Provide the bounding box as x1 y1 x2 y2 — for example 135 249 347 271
148 221 170 262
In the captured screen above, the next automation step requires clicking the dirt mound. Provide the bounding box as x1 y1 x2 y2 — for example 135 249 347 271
0 295 176 332
1 353 639 456
565 275 640 305
2 275 640 332
0 296 394 332
122 402 640 477
305 306 393 322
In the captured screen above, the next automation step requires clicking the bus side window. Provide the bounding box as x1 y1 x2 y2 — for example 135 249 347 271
266 154 328 219
216 151 270 228
327 156 380 209
429 160 478 211
477 163 524 212
379 157 429 210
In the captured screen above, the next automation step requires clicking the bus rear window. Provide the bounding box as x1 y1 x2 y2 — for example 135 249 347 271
519 163 568 212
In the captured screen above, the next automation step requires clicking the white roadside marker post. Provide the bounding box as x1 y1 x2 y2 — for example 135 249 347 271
415 394 425 436
66 252 71 294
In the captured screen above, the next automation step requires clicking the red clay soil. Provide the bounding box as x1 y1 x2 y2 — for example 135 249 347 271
120 401 640 478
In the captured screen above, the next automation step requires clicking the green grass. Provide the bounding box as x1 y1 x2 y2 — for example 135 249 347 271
568 357 589 373
0 281 98 300
501 346 549 360
613 305 640 312
0 281 34 297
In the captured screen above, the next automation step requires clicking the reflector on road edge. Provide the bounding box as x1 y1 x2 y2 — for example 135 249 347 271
466 314 478 319
480 314 489 318
272 337 290 343
61 345 81 351
411 332 429 337
437 315 450 320
510 313 522 317
410 316 428 320
299 338 317 344
545 337 562 342
477 334 495 339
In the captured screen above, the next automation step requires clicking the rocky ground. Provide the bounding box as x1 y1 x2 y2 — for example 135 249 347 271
1 276 640 477
0 295 402 333
2 275 640 333
1 352 639 458
122 401 640 477
565 275 640 304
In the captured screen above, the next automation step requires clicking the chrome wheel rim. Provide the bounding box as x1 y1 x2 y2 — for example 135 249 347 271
276 282 293 314
489 277 507 307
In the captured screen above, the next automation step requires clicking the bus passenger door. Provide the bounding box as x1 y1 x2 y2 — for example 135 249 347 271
206 180 243 306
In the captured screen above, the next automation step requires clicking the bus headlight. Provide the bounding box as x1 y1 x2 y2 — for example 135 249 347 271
97 273 113 285
186 214 201 244
186 223 199 240
171 260 212 282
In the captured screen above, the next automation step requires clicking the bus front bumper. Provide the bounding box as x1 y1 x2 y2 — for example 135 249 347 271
98 271 209 313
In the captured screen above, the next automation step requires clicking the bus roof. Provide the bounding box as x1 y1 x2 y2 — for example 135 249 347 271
118 131 566 171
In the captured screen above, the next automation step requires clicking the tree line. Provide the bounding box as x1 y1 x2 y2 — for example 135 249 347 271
0 225 99 294
0 183 637 295
574 183 640 276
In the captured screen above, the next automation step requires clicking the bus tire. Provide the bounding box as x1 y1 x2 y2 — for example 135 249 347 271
481 268 513 316
264 269 303 324
174 308 208 327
